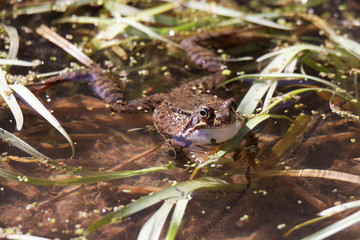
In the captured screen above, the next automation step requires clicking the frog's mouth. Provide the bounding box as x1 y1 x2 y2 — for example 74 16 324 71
181 118 244 146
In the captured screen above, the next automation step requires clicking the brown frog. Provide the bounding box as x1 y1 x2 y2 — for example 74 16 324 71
32 28 252 159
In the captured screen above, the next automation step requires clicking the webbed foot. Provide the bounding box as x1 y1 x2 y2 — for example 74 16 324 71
233 131 258 168
161 140 187 160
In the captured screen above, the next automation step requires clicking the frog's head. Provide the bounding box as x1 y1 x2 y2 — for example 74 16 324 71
181 98 244 146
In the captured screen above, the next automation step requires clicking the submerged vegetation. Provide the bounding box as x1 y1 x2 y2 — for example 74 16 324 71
0 0 360 239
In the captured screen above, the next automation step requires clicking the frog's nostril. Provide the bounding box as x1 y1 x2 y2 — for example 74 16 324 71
214 116 222 126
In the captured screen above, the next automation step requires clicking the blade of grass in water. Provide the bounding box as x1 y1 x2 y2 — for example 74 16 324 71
299 13 360 59
0 0 98 16
6 234 51 240
0 125 170 182
255 169 360 184
9 84 75 156
106 1 177 22
318 200 360 217
0 68 23 130
284 57 298 73
85 177 229 235
264 113 310 167
0 58 39 67
100 2 178 41
0 165 169 187
0 126 82 173
223 73 354 101
0 127 49 159
105 1 140 17
98 16 180 48
261 45 320 109
236 45 317 115
239 44 327 114
53 16 115 26
183 1 292 30
257 170 360 238
165 199 189 240
301 210 360 240
256 44 323 63
119 17 181 48
1 24 19 60
137 200 176 240
36 24 98 68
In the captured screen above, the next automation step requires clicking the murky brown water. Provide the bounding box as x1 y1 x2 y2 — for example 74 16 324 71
1 1 360 239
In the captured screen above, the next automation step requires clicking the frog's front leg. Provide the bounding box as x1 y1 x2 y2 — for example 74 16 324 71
160 139 187 160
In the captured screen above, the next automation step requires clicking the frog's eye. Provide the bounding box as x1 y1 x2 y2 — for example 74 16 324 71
199 107 210 119
231 101 238 111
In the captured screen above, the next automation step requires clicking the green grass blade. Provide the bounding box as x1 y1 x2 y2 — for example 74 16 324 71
336 37 360 59
0 127 49 159
53 16 115 26
0 165 169 187
260 46 310 73
0 58 39 67
57 167 169 185
119 17 180 47
9 84 75 156
256 44 323 63
263 80 278 112
137 200 175 240
0 0 98 16
318 200 360 217
0 125 169 183
284 57 298 73
100 2 178 42
184 1 292 30
301 210 360 240
104 1 140 17
264 113 310 167
238 81 271 115
0 167 56 187
1 24 19 60
7 234 51 240
106 1 176 21
85 177 228 235
255 169 360 184
224 73 351 98
301 13 360 59
165 199 189 240
238 45 313 114
0 126 78 172
243 14 292 30
0 68 23 130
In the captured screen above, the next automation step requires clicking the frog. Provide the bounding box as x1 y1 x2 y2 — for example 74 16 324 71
31 28 254 159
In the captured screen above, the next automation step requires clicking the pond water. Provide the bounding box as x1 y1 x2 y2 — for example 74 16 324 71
1 1 360 239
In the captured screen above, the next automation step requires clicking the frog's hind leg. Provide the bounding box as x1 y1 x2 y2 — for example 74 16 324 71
28 68 166 113
181 27 255 73
28 68 125 107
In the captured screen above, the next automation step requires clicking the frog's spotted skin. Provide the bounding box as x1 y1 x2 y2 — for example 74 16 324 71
153 91 243 148
34 28 252 157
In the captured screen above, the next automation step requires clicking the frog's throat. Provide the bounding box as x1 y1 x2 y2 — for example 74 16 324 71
179 118 244 146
